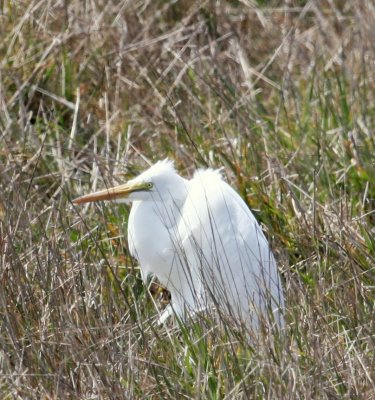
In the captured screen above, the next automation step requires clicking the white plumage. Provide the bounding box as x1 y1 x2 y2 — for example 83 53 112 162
74 159 285 329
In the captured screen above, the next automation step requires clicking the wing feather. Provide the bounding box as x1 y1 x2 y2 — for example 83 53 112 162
178 169 284 327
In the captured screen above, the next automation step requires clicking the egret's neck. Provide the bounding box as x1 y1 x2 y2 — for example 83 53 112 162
128 197 182 285
127 174 189 282
146 176 189 228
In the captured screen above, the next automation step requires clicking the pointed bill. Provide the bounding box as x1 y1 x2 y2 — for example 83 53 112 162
73 182 150 204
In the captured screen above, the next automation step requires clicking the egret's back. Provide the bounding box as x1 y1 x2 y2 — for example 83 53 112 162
178 169 284 328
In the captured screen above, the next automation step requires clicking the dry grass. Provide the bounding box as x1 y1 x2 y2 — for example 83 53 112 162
0 0 374 398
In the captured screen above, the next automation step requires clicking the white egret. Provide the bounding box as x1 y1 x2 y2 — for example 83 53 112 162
73 159 284 329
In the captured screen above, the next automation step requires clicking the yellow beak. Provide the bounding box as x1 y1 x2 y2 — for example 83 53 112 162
73 182 150 204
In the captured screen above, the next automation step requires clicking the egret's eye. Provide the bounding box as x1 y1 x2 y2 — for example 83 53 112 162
146 182 153 189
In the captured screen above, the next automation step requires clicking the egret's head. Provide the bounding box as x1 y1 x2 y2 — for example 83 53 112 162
73 159 187 205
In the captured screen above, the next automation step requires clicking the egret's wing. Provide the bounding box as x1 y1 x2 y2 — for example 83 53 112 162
178 169 284 326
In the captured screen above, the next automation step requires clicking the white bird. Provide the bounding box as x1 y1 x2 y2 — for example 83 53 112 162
73 159 285 329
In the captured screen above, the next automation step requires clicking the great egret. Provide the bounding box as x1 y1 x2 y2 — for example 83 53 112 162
74 159 285 329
